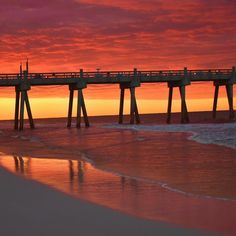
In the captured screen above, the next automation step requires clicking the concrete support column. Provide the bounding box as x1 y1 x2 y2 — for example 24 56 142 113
14 69 34 131
14 89 34 131
167 67 190 124
118 69 140 124
118 85 140 124
213 83 235 120
67 69 89 128
213 66 235 120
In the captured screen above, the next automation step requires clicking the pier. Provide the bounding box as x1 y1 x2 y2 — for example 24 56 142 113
0 63 235 130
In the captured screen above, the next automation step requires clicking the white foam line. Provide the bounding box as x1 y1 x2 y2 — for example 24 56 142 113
103 123 236 149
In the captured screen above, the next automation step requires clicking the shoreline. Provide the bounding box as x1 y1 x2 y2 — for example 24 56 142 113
1 150 235 235
0 154 231 236
1 150 235 203
1 168 211 236
0 112 236 235
0 112 235 200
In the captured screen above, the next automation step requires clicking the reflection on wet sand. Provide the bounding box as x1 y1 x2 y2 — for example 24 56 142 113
68 160 84 184
13 156 31 174
0 155 236 235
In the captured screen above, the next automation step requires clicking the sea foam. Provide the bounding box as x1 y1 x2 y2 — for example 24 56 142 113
104 123 236 149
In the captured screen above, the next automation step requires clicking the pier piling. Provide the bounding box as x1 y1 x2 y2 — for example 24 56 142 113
14 90 20 130
67 89 74 127
167 68 190 123
119 68 140 124
67 69 89 128
212 66 235 120
14 63 34 131
118 87 125 124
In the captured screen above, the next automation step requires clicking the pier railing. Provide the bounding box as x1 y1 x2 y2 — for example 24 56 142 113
0 69 234 83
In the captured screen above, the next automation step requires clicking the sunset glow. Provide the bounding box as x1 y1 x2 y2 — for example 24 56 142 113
0 0 235 118
0 97 233 120
0 82 235 119
0 0 235 72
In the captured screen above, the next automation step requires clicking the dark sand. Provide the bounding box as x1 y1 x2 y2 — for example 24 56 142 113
1 168 212 236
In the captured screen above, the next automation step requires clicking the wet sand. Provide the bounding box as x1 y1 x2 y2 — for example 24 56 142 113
1 168 211 236
0 111 235 235
0 154 235 236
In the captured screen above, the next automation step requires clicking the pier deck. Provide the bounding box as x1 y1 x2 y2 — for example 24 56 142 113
0 69 233 86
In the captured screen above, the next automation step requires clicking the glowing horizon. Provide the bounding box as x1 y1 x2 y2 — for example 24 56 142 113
0 97 234 120
0 82 235 120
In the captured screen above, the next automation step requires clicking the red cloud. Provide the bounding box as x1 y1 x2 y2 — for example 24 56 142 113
0 0 235 73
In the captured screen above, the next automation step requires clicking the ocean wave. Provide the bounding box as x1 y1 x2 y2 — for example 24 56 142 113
103 123 236 149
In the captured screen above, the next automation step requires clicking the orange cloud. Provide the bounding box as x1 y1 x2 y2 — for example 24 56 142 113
0 0 235 73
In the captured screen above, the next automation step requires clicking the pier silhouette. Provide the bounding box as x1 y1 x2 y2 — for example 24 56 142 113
0 62 235 130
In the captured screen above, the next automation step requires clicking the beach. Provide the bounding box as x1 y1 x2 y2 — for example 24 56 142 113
0 111 235 235
0 167 212 236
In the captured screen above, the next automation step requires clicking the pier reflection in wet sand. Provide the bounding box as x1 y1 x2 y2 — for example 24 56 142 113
0 155 236 235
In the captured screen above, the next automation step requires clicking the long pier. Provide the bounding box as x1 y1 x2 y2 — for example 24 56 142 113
0 63 235 130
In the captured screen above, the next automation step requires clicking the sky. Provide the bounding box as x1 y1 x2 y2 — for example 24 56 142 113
0 0 235 118
0 0 236 72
